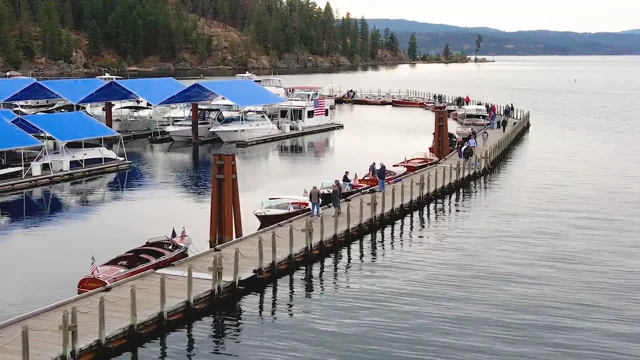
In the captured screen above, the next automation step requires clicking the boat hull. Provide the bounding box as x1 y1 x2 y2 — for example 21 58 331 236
392 99 425 108
167 125 212 142
319 185 370 206
393 158 438 173
255 208 310 229
213 127 281 143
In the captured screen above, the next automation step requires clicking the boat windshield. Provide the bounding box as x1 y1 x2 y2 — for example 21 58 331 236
261 199 290 210
213 104 239 111
262 78 283 88
321 181 334 189
411 152 429 159
220 113 267 124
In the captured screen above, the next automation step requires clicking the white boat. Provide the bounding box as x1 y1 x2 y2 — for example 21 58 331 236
260 77 286 97
96 73 123 82
31 141 123 174
0 163 23 180
0 102 37 115
165 108 223 142
270 88 336 129
210 111 280 143
453 105 489 126
234 71 260 82
253 196 311 229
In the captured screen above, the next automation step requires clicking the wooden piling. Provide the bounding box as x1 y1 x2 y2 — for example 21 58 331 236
258 237 264 273
21 326 28 360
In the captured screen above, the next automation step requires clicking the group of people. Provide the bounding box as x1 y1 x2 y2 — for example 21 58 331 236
344 89 357 99
454 96 472 108
485 103 515 132
368 162 387 192
307 171 357 217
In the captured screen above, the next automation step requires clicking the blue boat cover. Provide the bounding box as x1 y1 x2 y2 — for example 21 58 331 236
0 119 43 151
22 112 120 142
0 78 37 102
0 109 18 122
1 81 63 102
160 80 286 107
39 79 107 104
78 78 187 105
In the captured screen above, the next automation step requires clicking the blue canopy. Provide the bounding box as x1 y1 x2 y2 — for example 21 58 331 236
1 82 62 102
39 79 106 104
21 112 120 142
78 78 187 105
160 80 286 107
0 78 37 102
0 119 43 151
0 109 18 122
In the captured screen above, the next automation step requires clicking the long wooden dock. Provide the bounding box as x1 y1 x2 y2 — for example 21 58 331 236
0 113 530 360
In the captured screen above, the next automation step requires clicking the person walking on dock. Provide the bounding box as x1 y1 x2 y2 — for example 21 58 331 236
504 104 511 119
331 184 341 216
457 137 464 158
369 162 376 178
377 163 386 192
334 179 343 199
510 103 515 116
309 185 321 217
465 95 470 105
501 117 508 133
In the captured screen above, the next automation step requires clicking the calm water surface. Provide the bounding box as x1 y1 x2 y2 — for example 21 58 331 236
1 56 639 359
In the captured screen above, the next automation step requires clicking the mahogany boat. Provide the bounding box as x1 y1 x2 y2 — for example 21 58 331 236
319 181 370 205
392 99 426 108
428 132 461 155
359 166 408 187
356 98 391 106
254 196 310 229
77 229 192 294
393 152 439 173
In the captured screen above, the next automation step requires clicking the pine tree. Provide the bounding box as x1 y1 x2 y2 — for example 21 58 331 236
387 32 399 53
369 26 380 59
443 42 452 62
348 17 359 61
359 16 369 60
339 14 350 56
39 0 63 60
5 40 22 69
322 2 335 55
87 19 102 55
407 32 418 60
0 0 12 51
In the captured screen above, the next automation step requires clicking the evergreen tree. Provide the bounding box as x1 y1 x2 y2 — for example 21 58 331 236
322 2 335 55
5 40 22 69
87 19 102 55
359 16 369 60
369 26 381 59
443 42 452 61
61 0 73 28
0 0 13 51
339 13 351 56
39 0 63 60
387 32 399 53
348 17 359 61
407 32 418 60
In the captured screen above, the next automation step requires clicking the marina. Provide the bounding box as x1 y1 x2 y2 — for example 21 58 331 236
0 95 530 358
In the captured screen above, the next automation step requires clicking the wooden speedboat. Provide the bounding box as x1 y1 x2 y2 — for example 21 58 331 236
429 132 460 155
393 152 439 173
77 229 191 294
319 181 370 205
254 196 310 229
356 98 391 106
359 166 408 187
392 98 425 108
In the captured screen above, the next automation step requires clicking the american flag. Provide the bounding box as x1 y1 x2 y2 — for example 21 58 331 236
90 256 98 275
313 98 326 117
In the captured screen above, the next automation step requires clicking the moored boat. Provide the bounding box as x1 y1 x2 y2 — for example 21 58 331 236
318 180 370 205
254 196 311 229
393 152 439 173
77 228 192 294
392 98 426 108
356 98 392 106
358 166 408 187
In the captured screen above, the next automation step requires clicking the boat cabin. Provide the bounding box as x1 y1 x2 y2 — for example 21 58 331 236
219 111 270 125
96 73 123 82
259 197 309 212
235 72 261 83
261 78 284 89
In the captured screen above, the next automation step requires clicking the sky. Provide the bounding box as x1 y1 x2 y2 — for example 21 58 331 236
313 0 639 33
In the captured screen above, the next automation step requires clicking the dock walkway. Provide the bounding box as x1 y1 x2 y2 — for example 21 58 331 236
0 114 531 360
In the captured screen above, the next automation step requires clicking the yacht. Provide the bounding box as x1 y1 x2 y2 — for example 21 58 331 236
165 107 223 142
234 71 261 82
453 105 489 127
31 141 123 174
210 111 280 143
260 77 286 97
96 73 123 82
270 88 336 129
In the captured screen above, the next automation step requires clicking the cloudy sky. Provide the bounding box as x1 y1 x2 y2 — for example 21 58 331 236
314 0 638 33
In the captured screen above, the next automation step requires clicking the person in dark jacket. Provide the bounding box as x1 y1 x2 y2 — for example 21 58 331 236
334 179 343 199
377 163 386 192
331 184 341 216
510 103 514 116
309 185 321 217
368 162 376 178
342 171 351 190
501 117 508 133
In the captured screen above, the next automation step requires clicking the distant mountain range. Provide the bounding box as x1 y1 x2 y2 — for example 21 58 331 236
367 19 640 55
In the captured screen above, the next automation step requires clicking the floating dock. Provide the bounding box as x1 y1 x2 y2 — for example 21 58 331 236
0 162 132 195
0 111 530 360
235 123 344 148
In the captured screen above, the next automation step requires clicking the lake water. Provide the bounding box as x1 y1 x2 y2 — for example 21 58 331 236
1 56 640 359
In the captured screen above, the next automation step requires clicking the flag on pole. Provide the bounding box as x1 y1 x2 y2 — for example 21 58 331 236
171 227 177 239
90 256 98 275
313 98 326 116
179 226 186 240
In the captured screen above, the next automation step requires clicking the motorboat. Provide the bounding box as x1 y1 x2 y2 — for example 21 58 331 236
31 141 124 173
392 98 426 108
210 111 280 143
235 71 261 82
77 228 191 294
96 73 123 82
260 77 286 97
393 152 439 173
209 98 242 118
445 103 459 113
165 107 223 142
270 88 335 129
254 196 310 229
1 102 37 116
453 105 489 126
35 101 84 114
0 162 23 180
429 132 461 155
359 166 408 187
318 180 370 206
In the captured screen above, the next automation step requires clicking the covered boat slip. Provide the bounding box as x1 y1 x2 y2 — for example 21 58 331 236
0 113 531 360
0 111 130 194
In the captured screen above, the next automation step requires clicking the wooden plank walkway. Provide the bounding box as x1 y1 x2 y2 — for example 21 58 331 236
0 114 530 360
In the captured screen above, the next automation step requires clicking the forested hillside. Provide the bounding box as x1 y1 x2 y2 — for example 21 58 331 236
0 0 406 72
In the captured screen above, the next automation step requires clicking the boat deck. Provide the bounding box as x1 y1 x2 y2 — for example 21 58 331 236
0 161 131 195
235 123 344 148
0 115 530 360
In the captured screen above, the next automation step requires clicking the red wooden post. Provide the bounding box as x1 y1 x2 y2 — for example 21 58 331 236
191 103 199 143
231 154 243 238
105 102 113 129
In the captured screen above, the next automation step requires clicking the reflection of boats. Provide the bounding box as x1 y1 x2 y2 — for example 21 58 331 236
392 98 425 108
318 181 369 206
210 111 280 143
359 166 408 187
277 132 333 155
393 152 439 173
254 196 310 229
77 229 191 294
